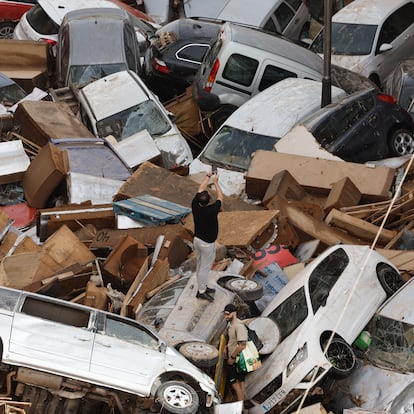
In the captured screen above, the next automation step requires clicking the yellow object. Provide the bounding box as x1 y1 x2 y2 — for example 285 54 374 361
214 334 227 398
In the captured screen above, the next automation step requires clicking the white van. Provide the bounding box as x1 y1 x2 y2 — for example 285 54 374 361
177 0 310 41
189 78 346 196
192 22 325 123
310 0 414 88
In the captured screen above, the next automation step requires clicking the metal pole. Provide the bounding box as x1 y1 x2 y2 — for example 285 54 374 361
321 0 332 107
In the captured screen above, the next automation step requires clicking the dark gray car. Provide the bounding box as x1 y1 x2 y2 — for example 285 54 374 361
56 7 141 87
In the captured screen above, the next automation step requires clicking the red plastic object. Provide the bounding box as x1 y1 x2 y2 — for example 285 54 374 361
252 245 299 270
0 202 37 228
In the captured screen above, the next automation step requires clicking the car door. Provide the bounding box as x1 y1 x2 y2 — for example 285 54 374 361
374 2 414 83
274 0 308 40
9 295 94 375
90 313 166 395
0 288 20 357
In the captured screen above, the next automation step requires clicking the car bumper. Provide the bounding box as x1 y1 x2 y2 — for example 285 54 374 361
192 76 220 112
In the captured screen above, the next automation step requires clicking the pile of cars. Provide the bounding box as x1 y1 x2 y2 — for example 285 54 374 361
1 0 414 413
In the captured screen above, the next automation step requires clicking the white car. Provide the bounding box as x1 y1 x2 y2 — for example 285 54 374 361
310 0 414 88
329 276 414 414
189 78 346 197
137 271 263 368
0 286 220 413
12 0 157 58
243 244 405 414
77 70 193 170
176 0 310 41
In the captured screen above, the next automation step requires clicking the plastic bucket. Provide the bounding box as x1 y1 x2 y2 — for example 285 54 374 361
354 330 372 351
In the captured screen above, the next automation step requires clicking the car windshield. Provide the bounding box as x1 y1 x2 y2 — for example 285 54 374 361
0 84 27 106
97 100 171 141
267 287 308 342
68 63 128 86
137 277 189 330
367 314 414 372
311 23 377 55
200 126 278 171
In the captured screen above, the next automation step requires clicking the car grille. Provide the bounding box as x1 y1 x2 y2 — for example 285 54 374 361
252 373 282 403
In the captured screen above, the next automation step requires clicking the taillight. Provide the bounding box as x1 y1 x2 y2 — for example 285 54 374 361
152 57 170 74
40 38 56 47
377 93 397 104
204 58 220 93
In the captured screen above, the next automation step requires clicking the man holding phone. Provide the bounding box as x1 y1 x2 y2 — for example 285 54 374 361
191 166 223 302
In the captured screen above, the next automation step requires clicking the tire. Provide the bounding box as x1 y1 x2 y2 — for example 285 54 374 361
179 342 219 368
368 74 381 88
388 129 414 157
377 264 404 297
156 380 199 414
0 22 16 39
325 337 356 379
225 278 263 301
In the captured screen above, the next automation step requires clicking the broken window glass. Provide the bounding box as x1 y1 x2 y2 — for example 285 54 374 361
267 287 308 341
368 314 414 372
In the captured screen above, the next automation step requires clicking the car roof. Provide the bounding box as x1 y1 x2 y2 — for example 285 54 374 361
80 70 151 121
301 87 377 129
377 277 414 325
332 0 412 25
38 0 118 24
157 18 221 41
62 8 130 65
223 22 323 74
223 78 346 137
217 0 283 26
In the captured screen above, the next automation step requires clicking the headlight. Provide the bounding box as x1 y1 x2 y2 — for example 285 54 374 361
287 344 308 377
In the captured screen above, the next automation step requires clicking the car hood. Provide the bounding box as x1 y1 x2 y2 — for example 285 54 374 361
331 362 414 414
330 54 371 78
274 125 343 161
189 158 245 197
154 130 193 167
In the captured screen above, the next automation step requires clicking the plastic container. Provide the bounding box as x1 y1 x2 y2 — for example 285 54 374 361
354 330 372 351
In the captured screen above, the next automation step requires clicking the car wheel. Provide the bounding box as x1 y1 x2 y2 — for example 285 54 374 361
377 264 404 297
368 73 381 88
156 380 199 414
225 278 263 301
389 129 414 156
0 22 16 39
325 337 356 379
178 342 219 368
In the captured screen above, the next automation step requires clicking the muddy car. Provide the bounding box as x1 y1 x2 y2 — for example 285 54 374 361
243 244 404 414
0 286 220 413
328 276 414 414
137 271 263 368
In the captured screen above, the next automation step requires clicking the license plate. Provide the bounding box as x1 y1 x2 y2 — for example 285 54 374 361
262 388 287 411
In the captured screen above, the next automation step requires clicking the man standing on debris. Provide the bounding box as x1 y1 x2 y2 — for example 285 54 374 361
192 168 223 302
223 303 248 402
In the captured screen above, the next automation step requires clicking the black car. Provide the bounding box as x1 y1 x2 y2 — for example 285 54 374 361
144 17 221 101
385 59 414 122
276 88 414 163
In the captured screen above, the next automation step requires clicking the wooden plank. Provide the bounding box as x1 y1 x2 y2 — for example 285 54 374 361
376 249 414 274
216 210 279 248
323 177 361 213
325 209 396 244
384 222 414 249
126 258 170 315
246 150 395 201
284 204 363 246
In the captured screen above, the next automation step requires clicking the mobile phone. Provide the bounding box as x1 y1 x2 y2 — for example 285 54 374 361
212 165 218 175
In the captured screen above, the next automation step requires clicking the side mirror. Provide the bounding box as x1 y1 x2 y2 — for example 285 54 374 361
379 43 393 53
